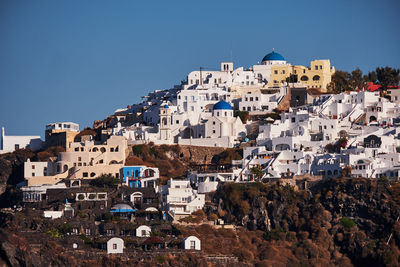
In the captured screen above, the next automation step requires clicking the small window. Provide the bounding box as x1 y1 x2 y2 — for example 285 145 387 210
113 244 117 249
274 70 278 74
213 130 216 134
78 157 82 161
32 173 35 177
32 165 35 169
14 144 20 150
83 172 88 177
213 121 215 125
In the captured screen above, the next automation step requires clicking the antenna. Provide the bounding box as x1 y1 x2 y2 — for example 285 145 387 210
200 67 203 85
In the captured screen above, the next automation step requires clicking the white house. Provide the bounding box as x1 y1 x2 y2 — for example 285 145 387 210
43 210 63 219
136 225 151 237
178 100 246 147
182 236 201 250
159 178 205 220
0 127 43 154
107 237 124 254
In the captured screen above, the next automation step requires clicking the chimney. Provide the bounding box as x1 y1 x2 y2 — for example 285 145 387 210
1 127 4 150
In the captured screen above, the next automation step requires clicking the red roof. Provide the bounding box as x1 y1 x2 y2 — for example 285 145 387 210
366 82 400 92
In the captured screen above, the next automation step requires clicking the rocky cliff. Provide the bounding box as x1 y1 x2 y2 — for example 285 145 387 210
205 178 400 266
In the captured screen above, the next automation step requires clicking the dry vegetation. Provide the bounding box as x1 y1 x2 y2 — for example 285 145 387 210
194 178 400 266
129 144 188 184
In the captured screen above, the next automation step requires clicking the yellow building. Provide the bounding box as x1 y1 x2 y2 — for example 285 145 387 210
267 59 335 92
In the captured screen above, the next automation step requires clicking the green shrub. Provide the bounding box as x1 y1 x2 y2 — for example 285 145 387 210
155 255 166 264
89 174 120 187
45 228 63 238
340 217 356 230
132 145 145 156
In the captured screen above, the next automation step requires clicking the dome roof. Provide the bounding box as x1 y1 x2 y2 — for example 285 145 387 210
163 104 169 108
262 51 285 62
213 100 232 110
110 203 135 212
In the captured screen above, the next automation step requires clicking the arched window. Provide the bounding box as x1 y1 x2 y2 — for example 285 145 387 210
313 75 320 81
100 147 106 153
144 169 155 177
300 76 309 81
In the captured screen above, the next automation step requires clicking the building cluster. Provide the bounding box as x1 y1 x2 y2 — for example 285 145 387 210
191 90 400 193
109 51 334 148
3 49 400 255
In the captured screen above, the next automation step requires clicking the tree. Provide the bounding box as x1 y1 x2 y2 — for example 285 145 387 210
250 167 264 180
366 71 378 83
349 68 364 90
376 67 400 90
331 70 351 93
234 110 250 123
89 174 120 187
341 165 352 178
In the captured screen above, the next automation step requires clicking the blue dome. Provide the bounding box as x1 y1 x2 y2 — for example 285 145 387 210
213 100 232 110
262 51 285 62
163 104 169 108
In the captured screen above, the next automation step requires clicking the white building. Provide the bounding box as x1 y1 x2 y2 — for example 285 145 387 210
0 127 43 154
239 91 283 113
177 100 246 147
136 225 151 237
107 237 124 254
45 122 79 132
159 178 205 220
20 182 67 202
182 236 201 250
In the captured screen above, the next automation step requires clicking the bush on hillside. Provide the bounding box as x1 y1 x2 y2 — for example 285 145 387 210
89 174 120 188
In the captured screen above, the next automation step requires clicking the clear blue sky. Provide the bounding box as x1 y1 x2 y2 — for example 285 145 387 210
1 0 399 138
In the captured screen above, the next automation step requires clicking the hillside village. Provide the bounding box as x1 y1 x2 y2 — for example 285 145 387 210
1 50 400 266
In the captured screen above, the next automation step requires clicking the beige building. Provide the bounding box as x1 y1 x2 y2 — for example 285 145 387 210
45 122 80 149
25 135 128 186
267 59 335 92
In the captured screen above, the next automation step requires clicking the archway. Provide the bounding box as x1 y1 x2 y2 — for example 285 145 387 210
369 116 377 123
144 169 155 177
